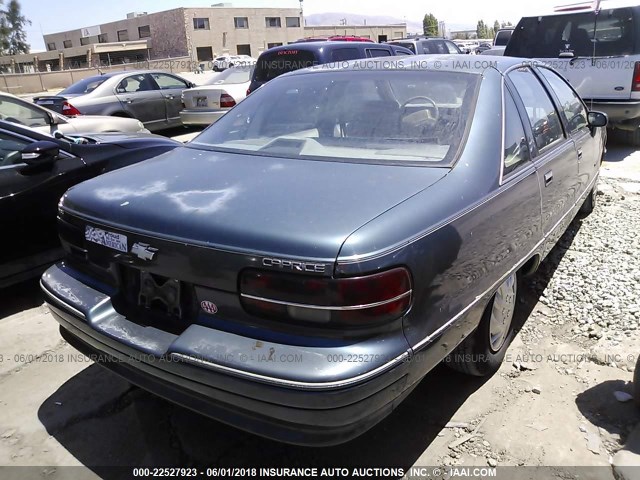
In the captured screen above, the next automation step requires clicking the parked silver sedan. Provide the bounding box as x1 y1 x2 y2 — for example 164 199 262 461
33 71 195 132
180 66 253 126
0 91 148 134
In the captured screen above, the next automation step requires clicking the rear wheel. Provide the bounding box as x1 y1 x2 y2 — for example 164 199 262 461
445 273 518 376
580 183 597 215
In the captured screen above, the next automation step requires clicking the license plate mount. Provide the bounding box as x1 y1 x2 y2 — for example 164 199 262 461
196 97 208 107
138 271 182 318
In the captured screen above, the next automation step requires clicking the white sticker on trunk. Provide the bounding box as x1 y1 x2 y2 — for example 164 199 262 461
85 226 128 253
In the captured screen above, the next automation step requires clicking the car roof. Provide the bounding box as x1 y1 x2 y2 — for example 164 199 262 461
285 54 528 77
262 41 392 53
523 0 639 16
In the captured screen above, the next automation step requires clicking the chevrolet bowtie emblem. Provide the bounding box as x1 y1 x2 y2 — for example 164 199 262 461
131 242 158 261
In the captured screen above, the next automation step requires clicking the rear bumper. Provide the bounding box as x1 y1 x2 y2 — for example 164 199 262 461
41 263 420 446
585 100 640 127
180 109 227 126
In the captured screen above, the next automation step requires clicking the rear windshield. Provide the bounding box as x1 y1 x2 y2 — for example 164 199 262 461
253 50 318 82
206 66 254 85
505 8 635 58
192 70 479 166
60 76 108 95
388 41 416 54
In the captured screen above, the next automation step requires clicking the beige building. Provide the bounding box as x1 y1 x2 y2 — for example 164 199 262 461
42 5 304 63
0 5 408 73
302 24 407 43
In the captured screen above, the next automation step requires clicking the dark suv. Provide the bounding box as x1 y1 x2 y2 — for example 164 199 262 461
247 41 413 94
387 37 463 55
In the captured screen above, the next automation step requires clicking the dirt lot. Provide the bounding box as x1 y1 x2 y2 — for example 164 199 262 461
0 138 639 480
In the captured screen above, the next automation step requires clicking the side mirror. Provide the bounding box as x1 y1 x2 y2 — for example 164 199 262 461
588 111 608 128
21 140 60 166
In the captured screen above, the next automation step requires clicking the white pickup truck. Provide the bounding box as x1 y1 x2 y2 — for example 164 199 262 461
480 28 514 56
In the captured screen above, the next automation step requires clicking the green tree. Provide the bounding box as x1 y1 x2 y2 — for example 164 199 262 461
493 20 501 33
476 20 486 39
423 13 439 37
1 1 30 55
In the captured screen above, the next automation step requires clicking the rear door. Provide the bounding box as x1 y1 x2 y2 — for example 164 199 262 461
114 73 165 129
505 8 636 101
508 67 579 256
537 66 600 196
149 73 190 126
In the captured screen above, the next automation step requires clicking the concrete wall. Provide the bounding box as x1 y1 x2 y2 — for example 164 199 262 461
0 56 192 95
303 25 407 42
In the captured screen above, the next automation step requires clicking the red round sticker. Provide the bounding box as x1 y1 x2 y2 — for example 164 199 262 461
200 300 218 315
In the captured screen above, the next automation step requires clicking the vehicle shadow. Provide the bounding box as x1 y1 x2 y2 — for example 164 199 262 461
575 380 640 443
605 132 636 163
0 278 44 320
512 216 583 334
36 219 585 473
37 362 489 473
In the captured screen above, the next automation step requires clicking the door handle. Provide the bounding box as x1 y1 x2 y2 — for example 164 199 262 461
166 95 174 100
577 149 583 160
125 98 133 104
544 171 553 186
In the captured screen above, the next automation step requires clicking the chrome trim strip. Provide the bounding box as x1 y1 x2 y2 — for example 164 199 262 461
240 290 412 311
170 351 410 390
412 171 599 352
40 279 87 320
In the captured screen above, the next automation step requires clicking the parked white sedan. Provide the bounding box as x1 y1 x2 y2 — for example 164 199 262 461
0 91 148 134
180 66 253 126
212 55 256 71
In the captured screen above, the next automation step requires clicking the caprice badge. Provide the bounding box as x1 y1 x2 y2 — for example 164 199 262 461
262 257 326 273
131 242 158 261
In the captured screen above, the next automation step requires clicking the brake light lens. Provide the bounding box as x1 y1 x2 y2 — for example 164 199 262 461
240 267 412 327
220 92 236 108
62 101 81 116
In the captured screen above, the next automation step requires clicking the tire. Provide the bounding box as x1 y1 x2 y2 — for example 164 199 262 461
445 273 518 376
627 128 640 147
579 184 597 215
634 355 640 409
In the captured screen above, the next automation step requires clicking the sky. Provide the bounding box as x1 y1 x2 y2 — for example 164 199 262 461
19 0 562 52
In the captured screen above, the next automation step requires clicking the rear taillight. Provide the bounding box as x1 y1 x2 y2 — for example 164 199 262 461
240 267 412 327
220 92 236 108
246 88 251 96
62 101 81 116
633 62 640 92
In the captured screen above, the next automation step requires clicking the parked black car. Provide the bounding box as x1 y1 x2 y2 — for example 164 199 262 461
0 121 180 287
247 41 413 94
42 56 606 446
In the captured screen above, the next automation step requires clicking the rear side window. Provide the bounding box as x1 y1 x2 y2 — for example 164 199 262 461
494 30 513 47
254 50 317 82
506 8 635 58
388 41 416 53
509 68 564 152
330 48 360 62
538 68 588 134
421 40 448 54
367 48 392 57
503 90 530 176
